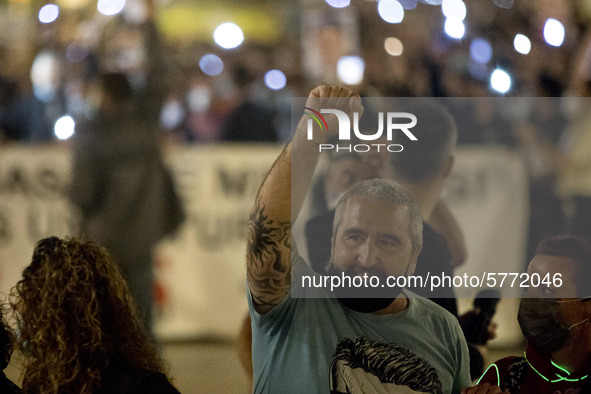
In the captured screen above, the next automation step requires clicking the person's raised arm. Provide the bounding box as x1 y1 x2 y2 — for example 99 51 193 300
246 85 362 315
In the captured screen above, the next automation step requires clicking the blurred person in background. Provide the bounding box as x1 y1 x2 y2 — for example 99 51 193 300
387 99 465 316
512 75 567 261
11 237 179 393
70 0 185 333
0 72 53 143
221 64 278 142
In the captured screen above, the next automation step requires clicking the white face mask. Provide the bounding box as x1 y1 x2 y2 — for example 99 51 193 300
186 86 211 113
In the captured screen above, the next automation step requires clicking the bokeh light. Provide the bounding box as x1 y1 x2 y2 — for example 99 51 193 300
378 0 404 24
444 18 465 39
264 69 287 90
213 22 244 49
384 37 404 56
490 69 511 94
337 56 365 85
199 54 224 76
442 0 466 21
160 99 185 129
543 18 565 47
31 51 59 102
399 0 417 9
470 38 492 63
38 4 59 24
493 0 513 9
54 116 75 140
97 0 126 16
325 0 350 8
514 34 531 55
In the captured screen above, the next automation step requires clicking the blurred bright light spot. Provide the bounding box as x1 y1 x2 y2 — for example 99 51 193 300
493 0 513 9
264 69 287 90
544 18 565 47
514 34 531 54
97 0 126 16
337 56 365 85
39 4 59 23
160 99 185 129
384 37 404 56
186 86 211 113
444 18 465 39
325 0 350 8
199 54 224 76
123 0 148 23
490 69 511 94
213 22 244 49
31 51 59 102
442 0 466 21
470 38 492 63
378 0 404 24
54 116 75 140
399 0 417 9
422 0 442 5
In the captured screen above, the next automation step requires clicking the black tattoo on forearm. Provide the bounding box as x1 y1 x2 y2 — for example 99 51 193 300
247 199 291 314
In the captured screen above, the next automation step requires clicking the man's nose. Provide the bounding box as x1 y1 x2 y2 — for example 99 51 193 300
358 240 378 268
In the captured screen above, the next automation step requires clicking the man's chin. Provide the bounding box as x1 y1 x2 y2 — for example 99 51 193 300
336 296 396 313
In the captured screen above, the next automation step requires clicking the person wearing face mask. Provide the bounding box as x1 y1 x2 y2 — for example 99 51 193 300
246 85 470 393
465 235 591 394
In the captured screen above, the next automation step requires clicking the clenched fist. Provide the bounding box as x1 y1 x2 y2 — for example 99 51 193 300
299 85 363 142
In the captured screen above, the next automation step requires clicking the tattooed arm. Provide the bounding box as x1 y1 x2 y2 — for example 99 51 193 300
247 85 362 315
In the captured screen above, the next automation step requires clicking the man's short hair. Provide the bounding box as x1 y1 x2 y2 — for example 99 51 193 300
332 178 423 248
330 336 442 393
390 100 457 182
535 235 591 298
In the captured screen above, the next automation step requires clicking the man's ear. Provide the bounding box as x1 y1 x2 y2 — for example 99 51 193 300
407 243 423 276
442 155 454 179
330 232 336 263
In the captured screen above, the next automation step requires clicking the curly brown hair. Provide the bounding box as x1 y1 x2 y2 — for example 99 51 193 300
12 237 164 393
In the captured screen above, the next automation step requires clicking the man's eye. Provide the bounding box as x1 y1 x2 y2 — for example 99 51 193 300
378 239 396 248
344 235 362 244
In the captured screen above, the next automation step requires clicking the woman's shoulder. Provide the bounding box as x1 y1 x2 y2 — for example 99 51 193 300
96 361 180 394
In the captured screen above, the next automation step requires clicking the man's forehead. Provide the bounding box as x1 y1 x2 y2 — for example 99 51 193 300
343 195 409 215
338 195 412 233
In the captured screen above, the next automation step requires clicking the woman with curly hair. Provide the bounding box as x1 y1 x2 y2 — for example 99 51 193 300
12 236 179 394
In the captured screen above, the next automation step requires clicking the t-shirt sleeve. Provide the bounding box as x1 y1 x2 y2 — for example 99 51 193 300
452 321 473 393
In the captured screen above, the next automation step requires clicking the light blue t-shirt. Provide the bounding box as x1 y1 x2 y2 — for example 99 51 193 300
248 254 471 394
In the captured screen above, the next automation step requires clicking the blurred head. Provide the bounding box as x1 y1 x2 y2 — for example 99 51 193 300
12 237 162 393
389 100 457 184
324 152 377 211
